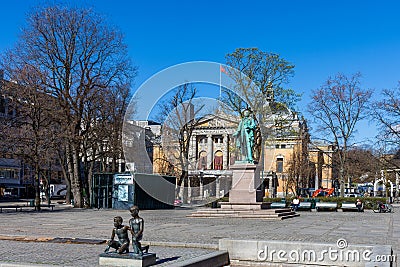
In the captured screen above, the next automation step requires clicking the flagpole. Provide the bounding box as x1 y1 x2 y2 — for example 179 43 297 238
219 64 222 98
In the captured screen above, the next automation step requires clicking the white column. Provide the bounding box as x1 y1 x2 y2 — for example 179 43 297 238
189 135 196 164
374 178 378 197
199 173 204 200
187 176 191 203
215 176 220 198
222 134 228 169
314 163 319 189
207 134 213 169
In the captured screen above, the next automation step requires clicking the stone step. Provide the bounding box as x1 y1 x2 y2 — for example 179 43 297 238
189 211 297 217
193 209 279 214
187 210 299 220
191 208 292 215
187 213 299 220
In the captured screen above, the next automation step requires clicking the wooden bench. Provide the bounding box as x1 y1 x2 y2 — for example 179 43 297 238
316 202 338 212
296 202 312 211
341 202 363 212
270 202 286 209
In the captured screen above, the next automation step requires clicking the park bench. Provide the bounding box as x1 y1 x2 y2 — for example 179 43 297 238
315 202 338 212
0 204 55 213
40 204 56 211
270 202 287 209
341 202 363 212
296 202 312 211
0 205 26 213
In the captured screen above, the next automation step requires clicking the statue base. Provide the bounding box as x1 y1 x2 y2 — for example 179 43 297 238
99 252 156 267
228 163 260 203
220 163 265 209
188 162 299 219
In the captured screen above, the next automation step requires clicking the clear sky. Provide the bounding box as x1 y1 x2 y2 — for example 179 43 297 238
1 0 400 145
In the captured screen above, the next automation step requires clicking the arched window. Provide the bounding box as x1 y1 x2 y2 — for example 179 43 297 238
198 151 207 170
276 157 284 173
214 150 223 170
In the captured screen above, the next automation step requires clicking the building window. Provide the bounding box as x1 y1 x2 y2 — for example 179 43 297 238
198 137 207 144
275 144 280 149
276 158 283 173
0 169 16 179
281 144 286 149
213 136 222 143
198 151 207 170
214 151 223 170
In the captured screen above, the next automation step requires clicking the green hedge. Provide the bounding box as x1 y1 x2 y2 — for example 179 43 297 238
262 196 387 209
210 196 387 209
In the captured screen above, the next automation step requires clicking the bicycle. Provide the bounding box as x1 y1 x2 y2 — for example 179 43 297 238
365 201 394 213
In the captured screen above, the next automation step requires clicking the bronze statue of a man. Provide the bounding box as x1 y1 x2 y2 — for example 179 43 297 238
233 109 256 163
129 205 144 255
105 216 130 254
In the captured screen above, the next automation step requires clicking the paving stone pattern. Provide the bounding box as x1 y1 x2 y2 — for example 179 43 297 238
0 204 398 266
0 240 213 267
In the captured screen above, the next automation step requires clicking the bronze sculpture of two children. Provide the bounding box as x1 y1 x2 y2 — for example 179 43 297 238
104 205 148 255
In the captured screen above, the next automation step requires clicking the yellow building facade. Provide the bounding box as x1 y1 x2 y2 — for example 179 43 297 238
152 111 335 199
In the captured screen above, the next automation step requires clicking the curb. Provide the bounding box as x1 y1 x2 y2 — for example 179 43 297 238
0 235 218 250
145 241 218 250
167 251 229 267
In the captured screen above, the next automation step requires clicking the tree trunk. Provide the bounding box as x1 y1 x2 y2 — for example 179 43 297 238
66 144 75 205
85 160 94 208
34 163 41 211
65 176 72 204
340 167 345 197
71 144 83 208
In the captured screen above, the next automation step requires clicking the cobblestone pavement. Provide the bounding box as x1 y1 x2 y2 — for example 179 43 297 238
0 203 399 266
0 240 213 267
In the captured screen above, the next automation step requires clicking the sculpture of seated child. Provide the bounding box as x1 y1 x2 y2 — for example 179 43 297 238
105 216 130 254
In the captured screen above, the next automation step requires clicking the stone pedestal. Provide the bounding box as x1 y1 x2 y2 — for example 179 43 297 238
229 163 257 202
221 163 265 210
188 163 299 219
99 252 156 267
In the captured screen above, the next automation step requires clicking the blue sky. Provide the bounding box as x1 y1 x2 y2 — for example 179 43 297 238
1 0 400 145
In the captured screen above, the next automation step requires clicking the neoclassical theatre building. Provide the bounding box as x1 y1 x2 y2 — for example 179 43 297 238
153 109 334 200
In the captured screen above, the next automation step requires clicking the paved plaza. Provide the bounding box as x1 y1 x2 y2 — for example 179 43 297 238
0 203 398 266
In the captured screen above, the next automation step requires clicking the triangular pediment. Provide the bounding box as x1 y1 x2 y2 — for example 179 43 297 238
197 113 239 129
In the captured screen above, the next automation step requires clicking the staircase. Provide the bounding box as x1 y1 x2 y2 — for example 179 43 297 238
187 208 299 220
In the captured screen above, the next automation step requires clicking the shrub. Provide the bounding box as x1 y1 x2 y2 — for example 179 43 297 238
262 196 386 209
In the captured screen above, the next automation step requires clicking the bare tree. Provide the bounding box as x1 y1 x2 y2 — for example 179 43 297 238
373 85 400 150
344 147 381 183
0 66 59 210
158 84 204 201
307 73 372 196
1 5 135 207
